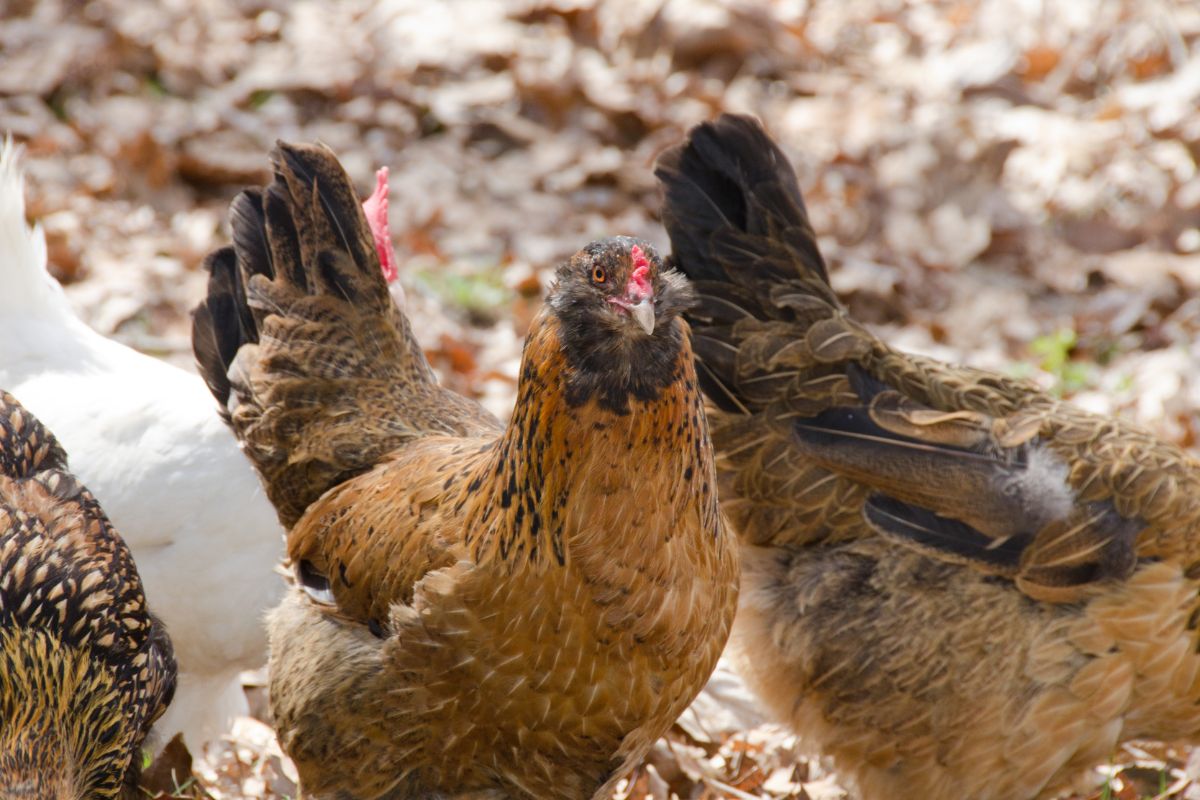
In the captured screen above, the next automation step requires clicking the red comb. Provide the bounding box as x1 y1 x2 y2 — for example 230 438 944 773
631 244 649 272
628 244 652 301
362 166 397 284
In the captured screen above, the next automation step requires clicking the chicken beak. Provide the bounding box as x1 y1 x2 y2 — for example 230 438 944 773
629 298 656 335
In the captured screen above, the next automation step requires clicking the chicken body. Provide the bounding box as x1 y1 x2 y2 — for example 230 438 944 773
193 143 737 799
0 142 282 746
0 389 176 799
657 115 1200 800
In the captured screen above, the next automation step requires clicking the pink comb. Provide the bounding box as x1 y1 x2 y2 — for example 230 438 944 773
628 244 652 301
362 167 398 284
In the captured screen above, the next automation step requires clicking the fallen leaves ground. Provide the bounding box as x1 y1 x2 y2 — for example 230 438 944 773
4 0 1200 797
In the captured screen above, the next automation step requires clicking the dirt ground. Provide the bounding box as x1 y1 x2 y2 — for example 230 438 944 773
3 0 1200 797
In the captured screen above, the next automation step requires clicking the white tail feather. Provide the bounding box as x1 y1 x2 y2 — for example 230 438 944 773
0 138 71 317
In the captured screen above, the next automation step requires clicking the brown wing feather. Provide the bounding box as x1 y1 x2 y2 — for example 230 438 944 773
286 435 487 627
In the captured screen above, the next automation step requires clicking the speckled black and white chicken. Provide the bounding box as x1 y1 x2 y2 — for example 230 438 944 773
657 114 1200 800
0 389 176 799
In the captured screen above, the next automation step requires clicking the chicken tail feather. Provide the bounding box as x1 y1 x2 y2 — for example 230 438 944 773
192 142 488 528
655 114 846 415
0 139 74 320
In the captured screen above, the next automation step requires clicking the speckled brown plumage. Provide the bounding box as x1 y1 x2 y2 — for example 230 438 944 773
657 114 1200 800
192 142 738 799
0 390 176 800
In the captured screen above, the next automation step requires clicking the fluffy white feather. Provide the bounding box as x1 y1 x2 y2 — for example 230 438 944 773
1005 444 1076 529
0 141 285 749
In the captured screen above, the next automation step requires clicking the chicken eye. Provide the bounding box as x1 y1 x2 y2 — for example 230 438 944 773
591 266 607 285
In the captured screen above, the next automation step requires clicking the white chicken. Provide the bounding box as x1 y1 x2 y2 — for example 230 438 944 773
0 142 286 749
0 142 402 749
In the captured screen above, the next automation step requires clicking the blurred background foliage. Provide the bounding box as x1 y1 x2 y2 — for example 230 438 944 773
2 0 1200 796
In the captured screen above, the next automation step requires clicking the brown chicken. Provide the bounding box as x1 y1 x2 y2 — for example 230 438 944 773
656 114 1200 800
191 142 738 799
0 389 176 799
